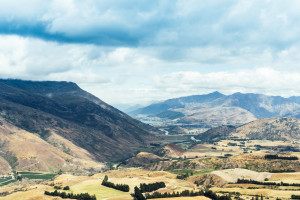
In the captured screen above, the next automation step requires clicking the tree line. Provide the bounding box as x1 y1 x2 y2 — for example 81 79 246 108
269 169 296 173
44 190 96 200
176 172 193 180
133 187 231 200
101 175 129 192
237 179 300 187
291 195 300 199
145 189 231 200
139 182 166 193
264 154 298 160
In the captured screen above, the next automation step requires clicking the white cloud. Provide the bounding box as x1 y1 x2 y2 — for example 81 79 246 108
155 68 300 98
2 1 300 105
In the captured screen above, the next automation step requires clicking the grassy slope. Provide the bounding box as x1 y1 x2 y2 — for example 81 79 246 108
69 179 131 200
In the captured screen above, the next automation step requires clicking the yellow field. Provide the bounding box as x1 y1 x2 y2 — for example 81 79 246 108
270 172 300 183
0 185 56 200
69 179 131 200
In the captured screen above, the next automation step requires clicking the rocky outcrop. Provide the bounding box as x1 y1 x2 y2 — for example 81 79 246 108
126 152 163 167
188 174 227 187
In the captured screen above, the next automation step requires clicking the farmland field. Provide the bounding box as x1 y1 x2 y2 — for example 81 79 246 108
69 179 131 200
0 179 17 187
19 172 56 180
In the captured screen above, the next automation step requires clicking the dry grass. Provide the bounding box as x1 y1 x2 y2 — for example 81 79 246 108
269 172 300 183
212 168 271 182
95 168 193 193
0 185 56 200
0 118 105 174
153 197 210 200
211 187 300 199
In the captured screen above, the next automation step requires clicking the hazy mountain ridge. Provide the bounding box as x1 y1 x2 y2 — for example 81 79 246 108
131 91 300 126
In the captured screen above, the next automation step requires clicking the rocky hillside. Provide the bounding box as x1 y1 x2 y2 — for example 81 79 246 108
131 91 300 127
0 118 106 174
196 117 300 141
126 152 163 167
157 144 185 158
0 79 158 167
232 117 300 141
195 125 236 142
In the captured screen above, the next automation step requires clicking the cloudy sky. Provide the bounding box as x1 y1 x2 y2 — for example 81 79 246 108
1 0 300 107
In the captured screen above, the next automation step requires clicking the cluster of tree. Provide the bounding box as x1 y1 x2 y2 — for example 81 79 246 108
291 195 300 199
139 182 166 193
227 142 237 146
250 194 264 200
141 189 231 200
270 169 296 173
176 172 192 180
101 175 129 192
44 190 96 200
264 154 298 160
134 186 146 200
237 179 300 186
63 186 70 190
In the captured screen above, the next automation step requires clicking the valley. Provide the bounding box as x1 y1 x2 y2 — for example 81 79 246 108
0 81 299 200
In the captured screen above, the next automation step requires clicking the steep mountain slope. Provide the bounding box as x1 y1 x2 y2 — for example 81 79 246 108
131 92 300 126
0 79 158 163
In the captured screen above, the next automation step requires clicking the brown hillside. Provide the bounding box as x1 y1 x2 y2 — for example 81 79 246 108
126 152 163 167
0 118 105 174
232 117 300 140
158 144 185 158
188 173 227 187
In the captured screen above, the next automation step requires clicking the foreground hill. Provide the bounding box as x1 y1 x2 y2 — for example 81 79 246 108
0 79 158 169
1 167 300 200
131 92 300 127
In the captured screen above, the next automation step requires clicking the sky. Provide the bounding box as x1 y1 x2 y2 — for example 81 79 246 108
1 0 300 107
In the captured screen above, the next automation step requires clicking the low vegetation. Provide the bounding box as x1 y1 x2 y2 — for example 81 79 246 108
265 154 298 160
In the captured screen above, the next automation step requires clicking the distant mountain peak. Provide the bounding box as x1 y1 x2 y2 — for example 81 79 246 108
210 91 223 95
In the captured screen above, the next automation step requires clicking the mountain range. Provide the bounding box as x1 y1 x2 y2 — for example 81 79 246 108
130 91 300 126
0 79 158 173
